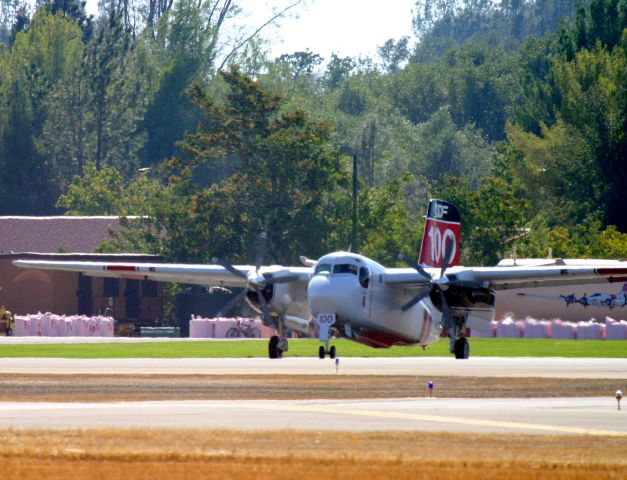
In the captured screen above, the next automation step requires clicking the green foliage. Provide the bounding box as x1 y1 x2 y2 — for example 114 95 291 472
517 217 627 259
0 338 624 358
0 0 625 271
56 162 165 216
359 174 426 265
433 174 528 265
378 36 410 74
144 68 353 264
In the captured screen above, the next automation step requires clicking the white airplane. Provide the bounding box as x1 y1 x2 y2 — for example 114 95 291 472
515 282 627 310
13 199 627 359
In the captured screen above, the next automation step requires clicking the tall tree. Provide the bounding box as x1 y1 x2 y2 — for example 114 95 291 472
149 67 352 264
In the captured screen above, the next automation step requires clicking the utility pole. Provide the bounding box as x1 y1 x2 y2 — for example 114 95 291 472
340 146 358 252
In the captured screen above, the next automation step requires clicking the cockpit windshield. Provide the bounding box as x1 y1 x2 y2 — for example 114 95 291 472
333 264 358 275
314 263 332 275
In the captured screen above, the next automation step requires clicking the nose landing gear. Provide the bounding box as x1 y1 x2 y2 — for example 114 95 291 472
318 345 336 359
315 313 337 359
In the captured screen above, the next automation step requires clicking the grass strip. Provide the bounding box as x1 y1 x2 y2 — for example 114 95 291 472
0 338 625 358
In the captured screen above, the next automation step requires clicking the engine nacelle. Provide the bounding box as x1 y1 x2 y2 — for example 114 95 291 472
245 268 310 326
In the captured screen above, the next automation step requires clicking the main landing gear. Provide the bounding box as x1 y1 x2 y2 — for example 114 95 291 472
268 315 289 359
268 335 288 359
453 336 469 359
447 315 470 360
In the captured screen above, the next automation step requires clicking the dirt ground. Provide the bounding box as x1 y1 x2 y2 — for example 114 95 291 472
0 374 624 401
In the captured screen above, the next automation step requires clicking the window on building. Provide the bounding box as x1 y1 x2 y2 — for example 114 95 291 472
142 280 158 298
103 278 120 297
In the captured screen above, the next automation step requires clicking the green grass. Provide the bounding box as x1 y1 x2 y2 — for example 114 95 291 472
0 338 625 358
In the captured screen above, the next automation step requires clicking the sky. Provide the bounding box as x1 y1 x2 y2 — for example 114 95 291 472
239 0 416 61
82 0 417 62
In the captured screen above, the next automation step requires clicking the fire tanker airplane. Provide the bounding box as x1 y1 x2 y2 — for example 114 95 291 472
13 200 627 359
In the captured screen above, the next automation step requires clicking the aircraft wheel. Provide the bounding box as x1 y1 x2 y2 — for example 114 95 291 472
454 337 469 359
268 336 280 359
329 346 336 359
277 338 288 359
318 345 325 359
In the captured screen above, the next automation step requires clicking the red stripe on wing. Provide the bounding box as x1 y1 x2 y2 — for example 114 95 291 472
597 268 627 276
105 266 138 272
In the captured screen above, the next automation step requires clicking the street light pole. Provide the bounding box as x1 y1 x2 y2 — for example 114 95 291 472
340 146 358 252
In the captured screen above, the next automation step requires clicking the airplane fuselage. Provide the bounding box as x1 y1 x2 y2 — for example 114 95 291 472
255 251 447 348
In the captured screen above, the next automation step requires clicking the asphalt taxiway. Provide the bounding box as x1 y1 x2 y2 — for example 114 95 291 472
0 397 624 435
0 356 625 378
0 356 625 435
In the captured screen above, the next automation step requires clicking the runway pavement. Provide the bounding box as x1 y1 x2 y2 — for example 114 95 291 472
0 397 624 435
0 356 626 378
1 355 625 435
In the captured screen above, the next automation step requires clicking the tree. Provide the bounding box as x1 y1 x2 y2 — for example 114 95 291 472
56 162 164 215
139 67 352 264
42 0 93 40
432 175 528 265
509 43 627 230
0 7 76 213
324 53 354 90
84 9 130 170
359 174 426 265
378 36 410 74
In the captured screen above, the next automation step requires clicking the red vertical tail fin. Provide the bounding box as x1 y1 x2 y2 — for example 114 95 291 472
418 199 461 268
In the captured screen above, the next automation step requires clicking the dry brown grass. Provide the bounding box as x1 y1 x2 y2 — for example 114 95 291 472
0 374 624 401
0 428 625 479
1 375 625 478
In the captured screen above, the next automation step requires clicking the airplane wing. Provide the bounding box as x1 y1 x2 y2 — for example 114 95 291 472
12 259 311 288
382 264 627 291
466 265 627 290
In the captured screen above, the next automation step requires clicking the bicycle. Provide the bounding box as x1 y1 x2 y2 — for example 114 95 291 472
225 319 261 338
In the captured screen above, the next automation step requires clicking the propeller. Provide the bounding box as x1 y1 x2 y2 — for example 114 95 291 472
213 231 297 325
399 240 459 316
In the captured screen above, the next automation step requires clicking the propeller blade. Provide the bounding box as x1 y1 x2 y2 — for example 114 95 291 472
398 253 431 281
212 257 248 280
257 289 272 325
438 288 454 329
401 289 431 312
440 239 455 278
216 289 248 317
255 231 268 271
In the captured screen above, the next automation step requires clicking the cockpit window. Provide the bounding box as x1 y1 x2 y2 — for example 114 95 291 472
333 264 358 275
314 263 332 275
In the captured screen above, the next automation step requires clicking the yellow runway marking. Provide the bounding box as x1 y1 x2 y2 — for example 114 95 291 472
243 403 627 437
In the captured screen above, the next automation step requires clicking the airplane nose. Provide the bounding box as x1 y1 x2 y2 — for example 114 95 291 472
307 274 334 314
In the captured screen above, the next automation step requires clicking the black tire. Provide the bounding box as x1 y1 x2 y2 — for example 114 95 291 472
226 328 240 338
329 345 336 359
268 336 280 359
454 337 469 359
318 345 325 359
